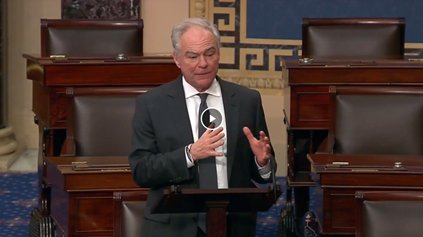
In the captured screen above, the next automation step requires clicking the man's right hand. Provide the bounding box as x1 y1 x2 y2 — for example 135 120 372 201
190 123 225 161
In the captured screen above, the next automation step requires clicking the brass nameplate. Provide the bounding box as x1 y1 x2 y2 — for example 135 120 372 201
50 55 65 58
333 162 349 165
352 169 379 172
325 162 349 168
324 64 350 67
71 161 87 164
100 169 130 172
79 60 104 63
72 163 130 171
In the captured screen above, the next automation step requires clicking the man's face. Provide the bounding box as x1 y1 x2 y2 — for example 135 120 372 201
173 26 220 92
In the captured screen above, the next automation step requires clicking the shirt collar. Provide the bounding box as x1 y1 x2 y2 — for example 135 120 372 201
182 76 221 99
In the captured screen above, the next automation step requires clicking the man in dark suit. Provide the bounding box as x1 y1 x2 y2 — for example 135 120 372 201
128 18 276 237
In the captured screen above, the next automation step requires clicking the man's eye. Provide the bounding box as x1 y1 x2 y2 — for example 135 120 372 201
189 56 197 59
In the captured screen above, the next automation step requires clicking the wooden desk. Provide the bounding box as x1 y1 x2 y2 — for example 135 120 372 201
308 153 423 235
22 54 179 212
23 53 178 132
281 56 423 218
44 156 144 237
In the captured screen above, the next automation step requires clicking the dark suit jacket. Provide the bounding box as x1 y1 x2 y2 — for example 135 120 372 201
128 75 275 237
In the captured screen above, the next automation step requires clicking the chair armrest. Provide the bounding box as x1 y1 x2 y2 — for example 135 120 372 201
316 136 334 154
60 137 76 156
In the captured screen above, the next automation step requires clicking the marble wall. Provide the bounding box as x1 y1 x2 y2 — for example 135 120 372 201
61 0 140 19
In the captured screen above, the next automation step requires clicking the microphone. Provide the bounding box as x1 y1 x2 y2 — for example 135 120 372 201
269 155 278 204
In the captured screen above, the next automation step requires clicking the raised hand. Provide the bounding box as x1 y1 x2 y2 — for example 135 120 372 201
243 127 271 167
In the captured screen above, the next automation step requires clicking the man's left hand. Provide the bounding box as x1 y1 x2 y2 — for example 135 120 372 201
243 127 271 167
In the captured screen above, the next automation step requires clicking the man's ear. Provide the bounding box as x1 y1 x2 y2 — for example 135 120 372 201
173 52 181 68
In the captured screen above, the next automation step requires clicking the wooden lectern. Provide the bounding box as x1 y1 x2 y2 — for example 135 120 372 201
151 186 282 237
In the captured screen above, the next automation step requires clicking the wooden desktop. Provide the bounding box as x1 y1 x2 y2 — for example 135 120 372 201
23 53 179 153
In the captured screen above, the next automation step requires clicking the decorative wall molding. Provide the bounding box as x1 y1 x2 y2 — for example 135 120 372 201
0 126 17 156
189 0 207 19
0 126 20 172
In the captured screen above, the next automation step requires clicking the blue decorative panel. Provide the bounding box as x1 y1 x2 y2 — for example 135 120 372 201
247 0 423 43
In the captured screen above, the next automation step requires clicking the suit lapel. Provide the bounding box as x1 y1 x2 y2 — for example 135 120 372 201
219 78 239 183
167 76 194 146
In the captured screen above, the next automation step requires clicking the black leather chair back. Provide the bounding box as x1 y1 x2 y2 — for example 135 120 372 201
120 201 146 237
73 95 137 156
361 201 423 237
41 19 143 57
334 94 423 155
114 191 148 237
356 191 423 237
302 18 405 59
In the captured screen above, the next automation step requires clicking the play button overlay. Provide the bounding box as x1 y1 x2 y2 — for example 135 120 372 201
200 107 223 130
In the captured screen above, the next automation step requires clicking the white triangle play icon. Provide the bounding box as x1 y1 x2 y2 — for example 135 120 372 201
210 115 216 123
201 107 223 130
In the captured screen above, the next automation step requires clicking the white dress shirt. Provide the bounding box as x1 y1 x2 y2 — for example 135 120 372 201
182 77 272 189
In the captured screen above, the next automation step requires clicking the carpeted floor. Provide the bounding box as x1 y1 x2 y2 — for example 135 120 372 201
0 172 38 237
256 177 319 237
0 173 317 237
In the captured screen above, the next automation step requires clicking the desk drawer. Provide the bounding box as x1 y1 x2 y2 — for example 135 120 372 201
288 86 330 129
33 82 66 128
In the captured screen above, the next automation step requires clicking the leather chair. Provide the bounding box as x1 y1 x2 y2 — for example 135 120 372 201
60 86 151 157
114 191 148 237
355 191 423 237
317 86 423 155
302 18 405 60
40 19 143 57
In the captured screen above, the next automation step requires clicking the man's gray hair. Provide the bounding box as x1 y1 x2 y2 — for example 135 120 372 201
171 18 221 56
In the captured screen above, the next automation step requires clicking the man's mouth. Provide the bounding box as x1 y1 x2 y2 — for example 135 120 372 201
196 72 210 75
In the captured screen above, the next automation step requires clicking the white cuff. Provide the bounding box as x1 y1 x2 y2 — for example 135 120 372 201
185 144 195 168
255 156 272 179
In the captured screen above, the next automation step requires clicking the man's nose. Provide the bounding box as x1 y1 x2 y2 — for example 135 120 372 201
198 56 208 68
